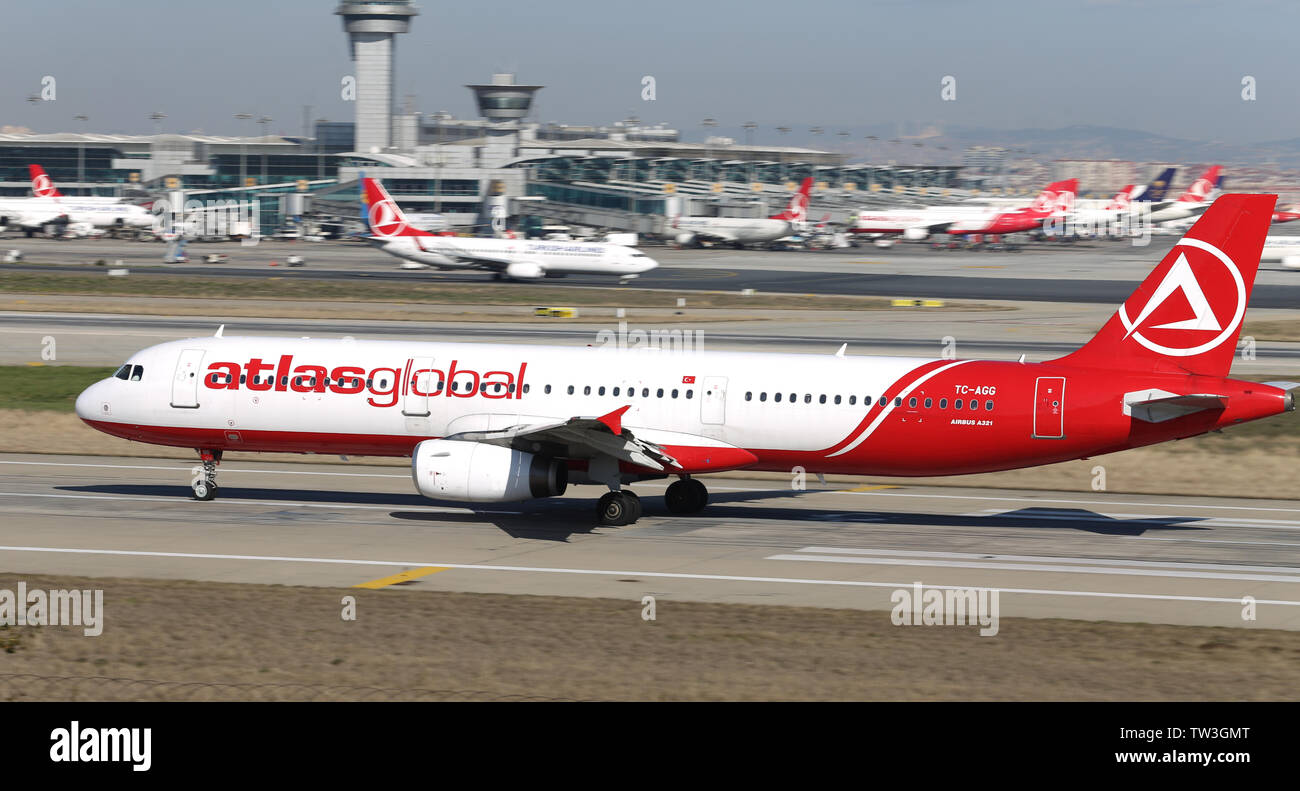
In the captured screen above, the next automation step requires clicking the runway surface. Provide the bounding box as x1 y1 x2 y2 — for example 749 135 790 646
5 237 1300 306
1 453 1297 630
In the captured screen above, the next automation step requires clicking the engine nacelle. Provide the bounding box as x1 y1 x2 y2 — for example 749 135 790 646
504 261 545 280
411 439 567 503
1282 255 1300 270
674 232 696 246
902 227 929 241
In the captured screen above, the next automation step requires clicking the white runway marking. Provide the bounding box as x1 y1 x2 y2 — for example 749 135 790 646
0 461 408 478
0 491 515 514
0 545 1298 607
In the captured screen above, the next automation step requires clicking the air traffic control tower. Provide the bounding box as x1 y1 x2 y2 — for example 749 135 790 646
336 1 419 154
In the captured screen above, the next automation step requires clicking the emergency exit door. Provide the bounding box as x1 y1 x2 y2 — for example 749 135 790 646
403 357 435 417
701 376 727 425
1032 376 1066 439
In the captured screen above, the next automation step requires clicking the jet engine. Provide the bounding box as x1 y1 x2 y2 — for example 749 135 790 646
902 227 930 241
411 439 567 502
1282 256 1300 270
674 232 696 246
504 261 545 280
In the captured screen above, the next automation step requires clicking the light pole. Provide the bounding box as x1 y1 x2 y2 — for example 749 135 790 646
149 111 167 135
74 114 89 190
701 117 717 182
809 127 823 188
776 126 790 181
258 116 272 186
742 121 757 186
234 112 252 191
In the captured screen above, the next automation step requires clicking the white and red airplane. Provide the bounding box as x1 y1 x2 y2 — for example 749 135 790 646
1146 165 1222 225
362 177 658 281
76 194 1295 524
0 164 152 235
850 179 1078 239
669 177 814 247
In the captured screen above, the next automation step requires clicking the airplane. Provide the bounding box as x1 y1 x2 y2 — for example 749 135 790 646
668 177 813 248
1145 166 1222 224
1272 207 1300 225
1259 235 1300 269
75 194 1295 525
0 164 153 236
360 177 659 282
850 179 1078 239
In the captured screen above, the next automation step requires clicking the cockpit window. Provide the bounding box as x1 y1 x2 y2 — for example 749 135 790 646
113 364 131 380
130 365 144 381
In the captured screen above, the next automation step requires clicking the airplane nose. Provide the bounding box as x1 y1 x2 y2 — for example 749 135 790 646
75 381 103 422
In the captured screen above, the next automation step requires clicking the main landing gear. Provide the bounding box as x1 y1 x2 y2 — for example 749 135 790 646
192 449 222 501
664 477 708 515
597 490 641 526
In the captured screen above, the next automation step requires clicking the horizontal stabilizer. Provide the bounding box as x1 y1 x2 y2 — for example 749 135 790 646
1123 389 1227 423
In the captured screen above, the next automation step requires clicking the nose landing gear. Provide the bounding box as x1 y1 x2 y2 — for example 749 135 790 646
192 449 222 500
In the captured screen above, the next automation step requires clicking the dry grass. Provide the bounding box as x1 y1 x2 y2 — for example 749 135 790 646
0 574 1295 701
1243 319 1300 343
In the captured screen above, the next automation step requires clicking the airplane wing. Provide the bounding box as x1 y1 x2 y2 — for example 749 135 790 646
684 228 740 243
14 209 62 228
444 406 681 471
1123 390 1227 423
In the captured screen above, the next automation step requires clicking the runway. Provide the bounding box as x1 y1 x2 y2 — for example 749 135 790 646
5 237 1300 306
1 453 1297 630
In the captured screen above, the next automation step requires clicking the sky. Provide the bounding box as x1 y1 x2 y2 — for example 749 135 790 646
2 0 1296 146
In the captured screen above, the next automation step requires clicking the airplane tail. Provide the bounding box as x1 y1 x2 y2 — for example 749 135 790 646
1025 178 1078 216
770 177 813 221
29 164 63 198
1135 167 1177 202
1106 185 1135 211
360 177 430 238
1051 194 1274 377
1175 166 1222 203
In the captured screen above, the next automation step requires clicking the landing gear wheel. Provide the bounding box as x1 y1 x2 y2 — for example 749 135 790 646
665 478 708 514
192 480 216 501
596 491 637 526
622 491 642 522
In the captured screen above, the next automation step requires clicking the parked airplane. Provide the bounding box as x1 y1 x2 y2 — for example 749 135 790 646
1146 166 1222 224
361 177 658 281
1259 235 1300 268
851 179 1078 239
669 177 813 247
0 164 152 235
75 195 1294 524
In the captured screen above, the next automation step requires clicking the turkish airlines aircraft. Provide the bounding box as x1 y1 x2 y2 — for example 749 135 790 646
669 177 814 248
0 164 152 234
362 178 658 282
850 179 1078 239
1146 166 1222 224
1259 235 1300 269
75 195 1296 525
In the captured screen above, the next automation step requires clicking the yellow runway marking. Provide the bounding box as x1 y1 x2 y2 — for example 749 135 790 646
844 484 901 492
353 566 449 589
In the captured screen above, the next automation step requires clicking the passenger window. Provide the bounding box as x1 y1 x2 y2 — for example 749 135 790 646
613 387 621 396
760 392 767 402
584 386 591 395
909 397 917 408
567 385 574 395
657 388 664 398
686 390 693 399
598 386 606 396
986 400 994 411
895 397 903 407
775 393 782 403
523 384 530 394
818 395 826 404
239 375 246 384
970 400 979 411
924 398 933 408
544 384 552 394
939 398 948 409
878 396 887 407
672 389 679 398
788 393 795 403
955 399 963 410
280 376 288 387
849 395 856 405
834 395 841 405
642 388 649 397
451 381 459 392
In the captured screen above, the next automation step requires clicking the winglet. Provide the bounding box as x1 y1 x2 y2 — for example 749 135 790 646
596 405 631 435
214 324 225 338
834 343 847 358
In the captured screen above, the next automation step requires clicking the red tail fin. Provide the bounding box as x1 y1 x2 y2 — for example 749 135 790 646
361 177 430 238
1175 166 1222 203
1107 185 1135 210
29 164 62 197
1026 179 1078 216
770 177 813 221
1052 194 1274 376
